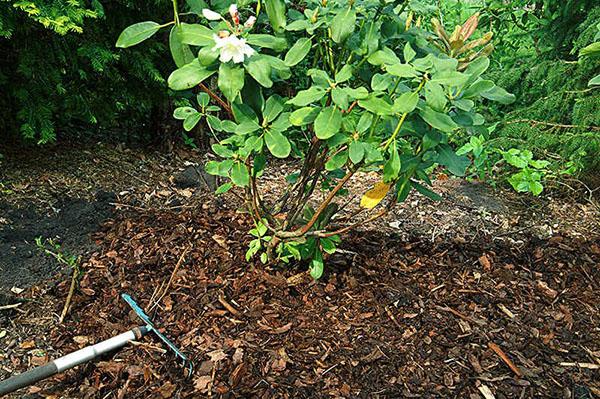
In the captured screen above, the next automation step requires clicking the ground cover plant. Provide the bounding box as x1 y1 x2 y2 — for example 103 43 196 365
118 0 514 277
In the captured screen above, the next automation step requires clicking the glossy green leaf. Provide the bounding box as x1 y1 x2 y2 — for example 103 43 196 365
386 63 417 78
331 7 356 43
358 96 393 116
264 0 287 33
393 91 419 114
325 150 348 171
481 85 516 104
247 34 287 51
168 60 215 90
169 25 195 67
179 23 214 46
116 21 161 48
420 107 458 132
436 144 470 176
314 106 342 139
265 129 291 158
263 95 284 123
404 42 416 62
231 162 250 187
289 106 320 126
413 181 442 201
245 57 273 88
349 141 365 164
284 37 311 66
218 63 245 102
287 86 326 106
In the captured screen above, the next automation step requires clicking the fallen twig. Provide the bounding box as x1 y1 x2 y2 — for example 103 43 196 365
148 246 190 313
558 362 600 369
0 303 22 311
218 294 241 317
488 342 523 377
59 267 80 323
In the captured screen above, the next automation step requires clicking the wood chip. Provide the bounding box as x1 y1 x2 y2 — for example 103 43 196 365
478 384 496 399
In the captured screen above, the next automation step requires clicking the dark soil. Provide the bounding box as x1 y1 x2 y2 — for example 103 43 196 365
0 192 114 291
0 144 598 399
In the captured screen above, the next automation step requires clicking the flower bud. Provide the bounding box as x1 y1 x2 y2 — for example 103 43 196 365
244 16 256 29
217 30 230 38
202 8 222 21
229 4 240 25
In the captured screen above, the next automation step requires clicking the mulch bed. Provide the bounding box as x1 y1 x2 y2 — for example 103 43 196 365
2 196 599 398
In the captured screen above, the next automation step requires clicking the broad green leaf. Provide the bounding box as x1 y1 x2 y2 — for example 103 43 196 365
310 249 324 279
331 87 349 109
344 87 369 100
393 91 419 114
331 7 356 43
247 34 287 51
265 129 291 158
335 65 353 83
198 46 219 66
413 181 442 201
367 47 400 66
386 63 417 78
215 182 233 195
349 141 365 164
264 0 287 33
360 181 390 209
481 86 516 104
383 145 400 182
169 26 195 68
284 37 311 67
404 42 416 62
116 21 161 48
185 0 207 15
325 150 348 171
286 19 311 31
218 63 245 102
436 144 470 176
420 107 458 132
462 79 495 98
589 74 600 86
464 57 489 85
431 71 469 87
179 23 213 46
358 96 393 115
173 107 197 120
263 95 284 123
235 120 261 135
371 73 393 91
356 113 373 133
197 92 210 107
183 113 202 131
314 107 342 139
231 162 250 187
168 60 215 90
579 41 600 57
245 57 273 88
287 86 326 106
424 81 447 111
289 106 320 126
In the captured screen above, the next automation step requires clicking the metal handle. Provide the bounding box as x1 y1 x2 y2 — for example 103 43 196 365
0 362 58 396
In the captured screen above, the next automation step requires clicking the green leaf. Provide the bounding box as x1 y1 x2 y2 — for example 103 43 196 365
386 63 417 78
579 41 600 57
464 57 489 85
371 73 393 91
235 120 261 135
383 145 400 183
349 141 365 164
325 150 348 171
331 7 356 43
284 37 311 67
430 71 469 87
265 129 291 158
424 81 447 111
393 91 419 114
263 95 284 123
264 0 287 33
215 182 233 195
314 106 342 139
462 79 495 98
289 107 320 126
420 107 458 132
589 74 600 86
356 113 373 133
247 34 287 51
116 21 161 48
287 86 326 106
368 47 400 66
231 162 250 187
168 60 216 91
404 42 416 62
413 181 442 201
197 46 219 66
218 63 245 102
173 107 197 120
169 26 195 68
179 23 214 46
481 86 516 104
245 57 273 88
335 65 353 83
436 144 470 176
310 249 324 279
331 87 349 109
183 113 202 131
358 96 393 116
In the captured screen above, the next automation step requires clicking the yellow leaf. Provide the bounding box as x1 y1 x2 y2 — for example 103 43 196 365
360 182 391 209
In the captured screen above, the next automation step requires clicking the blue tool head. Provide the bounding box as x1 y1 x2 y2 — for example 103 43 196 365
121 293 194 377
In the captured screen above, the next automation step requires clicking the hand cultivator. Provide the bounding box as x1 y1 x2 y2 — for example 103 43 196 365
0 293 192 396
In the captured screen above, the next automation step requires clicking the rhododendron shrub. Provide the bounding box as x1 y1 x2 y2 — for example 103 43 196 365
117 1 513 278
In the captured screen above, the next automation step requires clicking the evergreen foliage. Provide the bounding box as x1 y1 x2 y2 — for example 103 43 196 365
0 0 173 143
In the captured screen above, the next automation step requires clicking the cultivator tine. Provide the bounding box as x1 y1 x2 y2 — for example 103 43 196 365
121 293 194 377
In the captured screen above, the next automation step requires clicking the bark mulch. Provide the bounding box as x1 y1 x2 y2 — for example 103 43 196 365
2 197 598 398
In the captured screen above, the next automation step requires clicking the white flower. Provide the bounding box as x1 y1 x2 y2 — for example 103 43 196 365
244 16 256 29
202 8 222 20
213 34 255 63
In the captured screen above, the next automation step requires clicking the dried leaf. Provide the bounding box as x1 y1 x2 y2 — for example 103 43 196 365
360 182 390 209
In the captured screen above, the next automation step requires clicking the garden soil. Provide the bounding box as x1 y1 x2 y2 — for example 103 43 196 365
0 143 598 398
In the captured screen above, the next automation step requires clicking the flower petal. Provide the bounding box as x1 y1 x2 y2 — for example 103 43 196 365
202 8 222 20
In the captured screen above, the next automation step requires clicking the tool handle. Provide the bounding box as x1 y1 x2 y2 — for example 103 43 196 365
0 362 58 396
